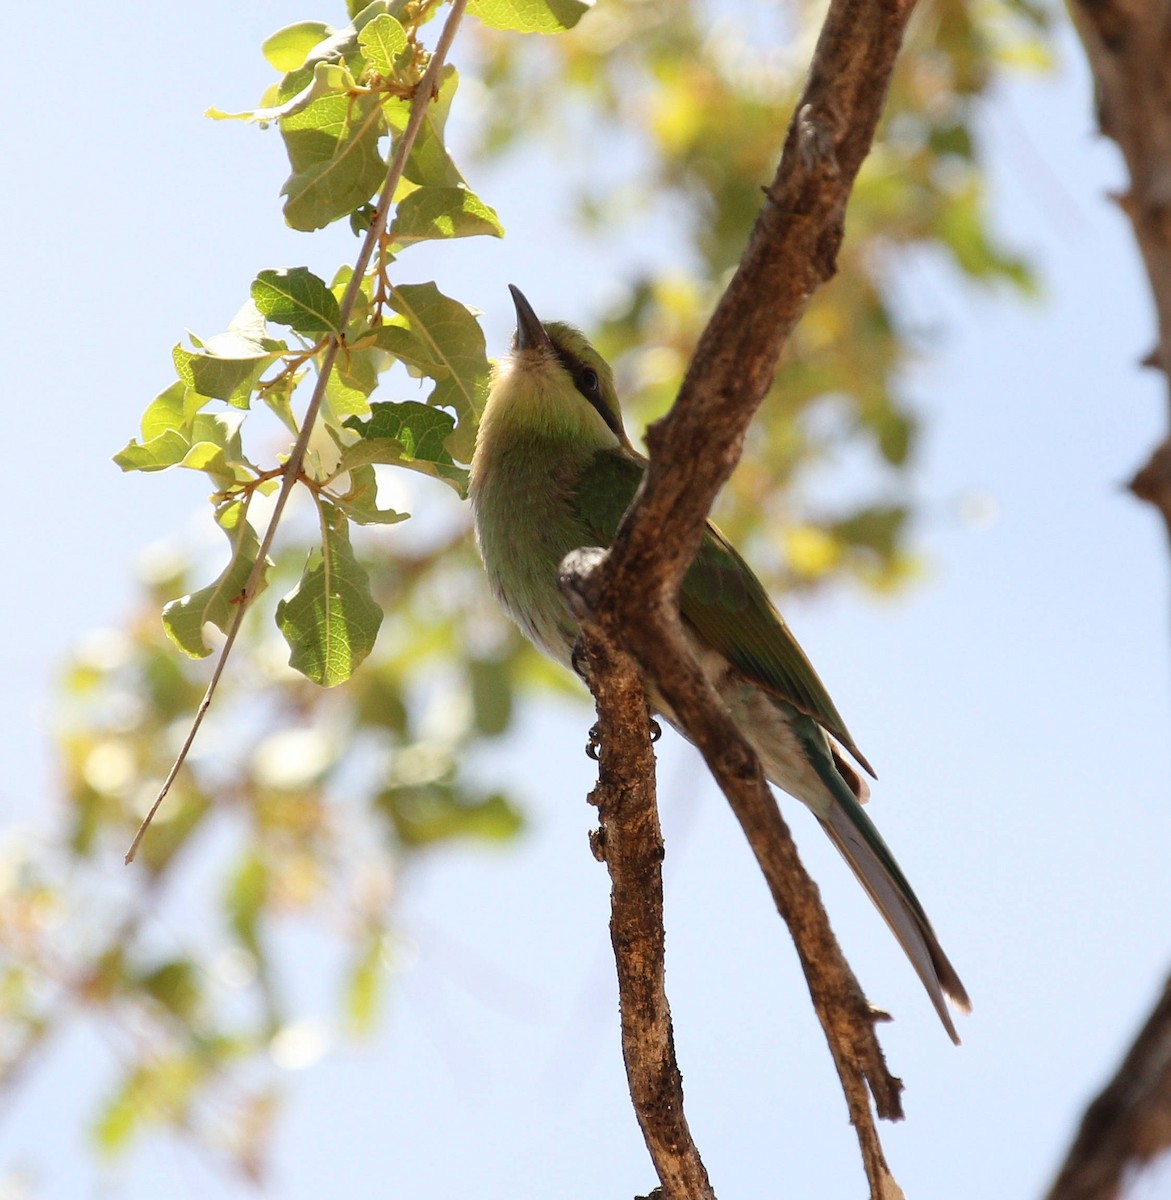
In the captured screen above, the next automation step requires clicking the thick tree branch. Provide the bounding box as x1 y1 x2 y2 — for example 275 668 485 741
1047 2 1171 1193
1046 974 1171 1200
1068 0 1171 532
562 550 716 1200
563 0 921 1195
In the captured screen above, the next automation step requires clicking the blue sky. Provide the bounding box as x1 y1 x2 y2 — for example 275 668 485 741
3 3 1171 1197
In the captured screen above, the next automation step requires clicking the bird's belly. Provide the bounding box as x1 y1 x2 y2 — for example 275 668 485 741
650 640 834 819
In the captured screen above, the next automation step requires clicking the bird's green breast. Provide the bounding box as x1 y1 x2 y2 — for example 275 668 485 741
470 431 598 667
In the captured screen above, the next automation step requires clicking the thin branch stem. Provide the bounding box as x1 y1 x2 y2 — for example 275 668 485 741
125 0 470 864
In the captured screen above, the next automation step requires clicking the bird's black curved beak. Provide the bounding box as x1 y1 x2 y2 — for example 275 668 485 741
509 284 553 354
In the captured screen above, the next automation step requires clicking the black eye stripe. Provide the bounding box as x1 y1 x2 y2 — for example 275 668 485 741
552 344 623 440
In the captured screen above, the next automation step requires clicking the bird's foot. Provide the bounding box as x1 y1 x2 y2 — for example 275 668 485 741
586 722 602 761
570 637 590 681
648 717 661 743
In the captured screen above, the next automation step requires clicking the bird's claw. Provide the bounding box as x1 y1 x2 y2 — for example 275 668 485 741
648 718 661 743
570 637 589 681
586 722 602 760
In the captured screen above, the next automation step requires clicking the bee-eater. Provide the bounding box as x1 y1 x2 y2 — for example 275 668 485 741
470 285 970 1041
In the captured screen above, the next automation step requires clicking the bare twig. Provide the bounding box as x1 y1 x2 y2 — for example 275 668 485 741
562 550 716 1200
125 0 470 863
564 0 920 1193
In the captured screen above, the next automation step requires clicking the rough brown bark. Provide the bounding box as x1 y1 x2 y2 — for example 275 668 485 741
563 548 716 1200
1069 0 1171 528
1047 1 1171 1196
1047 976 1171 1200
561 0 922 1195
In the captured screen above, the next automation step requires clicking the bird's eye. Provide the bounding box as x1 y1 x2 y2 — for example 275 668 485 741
580 368 599 392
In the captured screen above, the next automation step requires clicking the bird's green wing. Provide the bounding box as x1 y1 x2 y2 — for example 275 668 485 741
572 449 872 775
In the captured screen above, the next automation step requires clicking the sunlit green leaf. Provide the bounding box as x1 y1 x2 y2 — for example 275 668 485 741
277 66 387 231
358 12 409 76
385 283 489 462
272 3 393 104
325 348 378 418
467 0 591 33
276 502 383 686
383 66 465 188
369 323 450 378
252 267 342 336
340 400 469 494
333 463 410 525
163 499 269 657
389 186 504 247
263 20 334 71
139 381 207 439
113 429 190 473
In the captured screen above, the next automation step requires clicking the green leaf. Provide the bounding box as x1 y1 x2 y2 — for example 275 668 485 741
333 464 410 525
139 960 201 1021
276 502 383 686
171 301 284 408
113 429 191 473
279 67 387 231
178 412 253 484
263 20 334 71
383 66 465 188
171 348 263 409
467 0 591 33
252 267 341 336
162 499 269 657
470 655 513 735
139 381 204 439
369 323 450 378
94 1057 204 1156
226 852 269 960
272 3 392 103
116 386 257 476
325 348 378 418
389 186 504 248
358 13 409 76
345 930 388 1034
211 58 354 125
340 400 469 494
94 1070 145 1154
378 784 524 846
385 283 489 462
831 505 909 559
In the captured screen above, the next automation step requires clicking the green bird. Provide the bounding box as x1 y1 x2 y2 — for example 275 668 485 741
470 285 970 1041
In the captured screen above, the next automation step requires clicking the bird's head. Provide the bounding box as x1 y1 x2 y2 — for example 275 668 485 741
476 286 633 456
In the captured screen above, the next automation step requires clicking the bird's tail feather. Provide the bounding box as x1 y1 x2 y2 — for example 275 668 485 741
809 748 971 1042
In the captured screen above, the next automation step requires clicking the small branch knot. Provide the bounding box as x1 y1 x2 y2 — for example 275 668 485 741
588 826 607 862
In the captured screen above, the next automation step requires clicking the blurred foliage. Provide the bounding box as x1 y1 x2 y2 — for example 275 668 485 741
473 0 1048 587
0 0 1054 1186
1 526 544 1178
